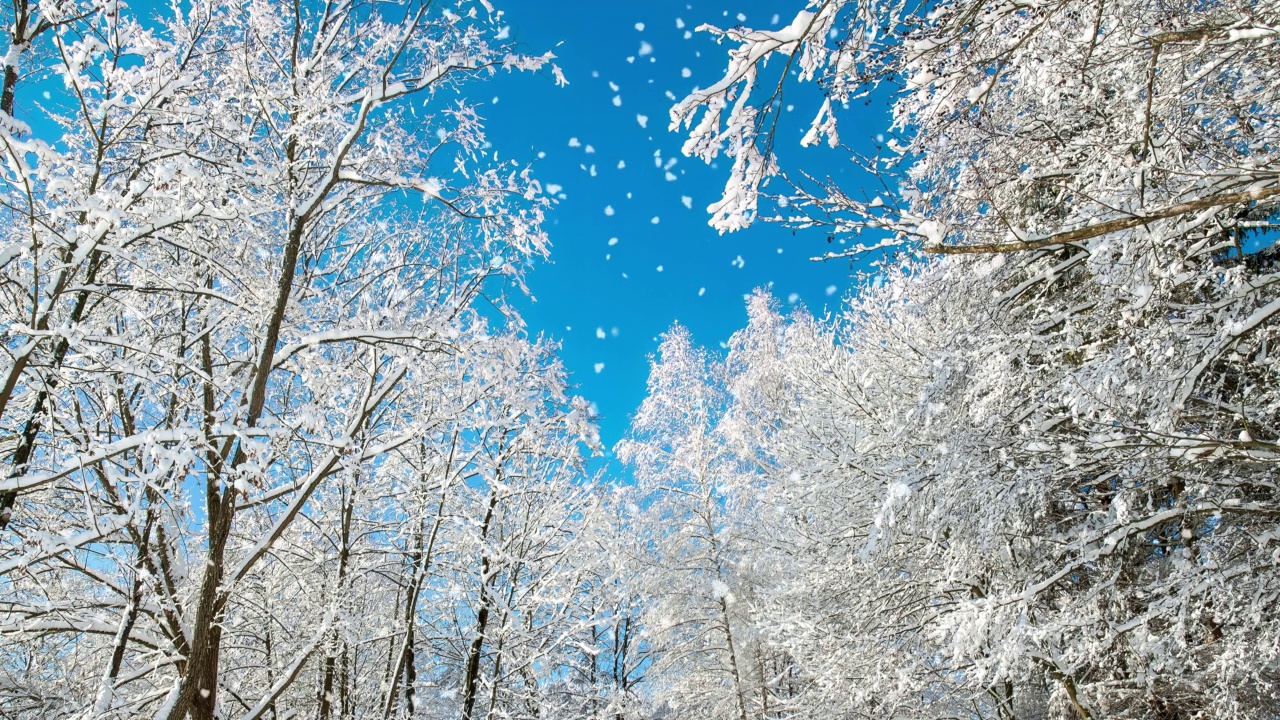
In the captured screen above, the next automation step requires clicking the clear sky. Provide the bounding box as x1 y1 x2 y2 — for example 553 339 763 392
481 1 895 452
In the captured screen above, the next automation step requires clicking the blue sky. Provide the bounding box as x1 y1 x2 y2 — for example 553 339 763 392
482 1 895 451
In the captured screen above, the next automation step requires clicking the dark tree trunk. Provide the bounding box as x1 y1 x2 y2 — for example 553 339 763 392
461 489 500 720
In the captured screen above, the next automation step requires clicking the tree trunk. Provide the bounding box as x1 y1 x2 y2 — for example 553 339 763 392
383 445 453 719
90 576 142 716
184 497 233 720
613 615 631 720
461 489 500 720
719 597 750 720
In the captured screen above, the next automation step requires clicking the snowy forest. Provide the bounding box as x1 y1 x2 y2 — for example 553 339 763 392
0 0 1277 718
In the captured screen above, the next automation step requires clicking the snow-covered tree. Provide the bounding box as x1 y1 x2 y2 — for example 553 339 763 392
658 1 1280 716
0 1 609 718
618 327 800 720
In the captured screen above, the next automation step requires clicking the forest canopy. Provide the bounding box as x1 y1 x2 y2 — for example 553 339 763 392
1 0 1278 718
